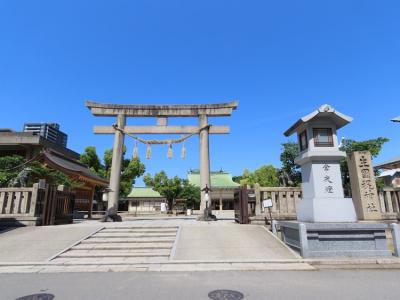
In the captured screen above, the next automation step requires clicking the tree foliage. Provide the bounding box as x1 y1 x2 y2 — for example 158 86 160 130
144 171 200 210
280 142 301 186
79 146 101 173
237 165 279 187
339 137 389 158
0 155 80 188
79 146 145 197
120 158 146 196
339 137 389 193
180 181 201 209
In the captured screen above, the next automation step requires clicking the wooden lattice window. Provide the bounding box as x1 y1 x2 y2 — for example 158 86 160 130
299 130 308 151
313 128 334 147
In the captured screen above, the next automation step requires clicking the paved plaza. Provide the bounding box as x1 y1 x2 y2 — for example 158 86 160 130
0 219 315 273
0 225 102 262
1 219 400 274
174 224 298 260
1 270 400 300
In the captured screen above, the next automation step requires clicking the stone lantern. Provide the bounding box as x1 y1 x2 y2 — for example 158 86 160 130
278 104 395 258
284 104 357 222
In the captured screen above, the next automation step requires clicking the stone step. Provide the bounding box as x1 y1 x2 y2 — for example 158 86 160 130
51 256 170 264
104 226 178 230
72 243 174 250
101 229 178 234
92 233 177 238
59 249 171 258
82 237 176 244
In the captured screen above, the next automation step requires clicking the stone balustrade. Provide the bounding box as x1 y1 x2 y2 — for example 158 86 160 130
251 185 399 222
0 183 75 227
254 184 302 220
379 187 400 220
0 185 39 216
0 184 40 226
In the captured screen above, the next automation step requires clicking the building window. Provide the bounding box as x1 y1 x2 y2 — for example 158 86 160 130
299 130 308 151
313 128 334 147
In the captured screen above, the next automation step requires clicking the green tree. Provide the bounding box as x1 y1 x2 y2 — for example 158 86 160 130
238 165 279 187
143 171 184 212
80 146 101 173
239 169 254 186
339 138 389 158
180 181 201 209
103 149 113 178
339 137 389 193
79 146 146 197
280 142 302 186
253 165 279 186
120 157 146 196
0 155 26 187
0 155 81 188
232 175 242 184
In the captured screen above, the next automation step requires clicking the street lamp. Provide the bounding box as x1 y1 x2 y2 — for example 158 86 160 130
102 187 112 202
204 190 210 207
201 184 216 221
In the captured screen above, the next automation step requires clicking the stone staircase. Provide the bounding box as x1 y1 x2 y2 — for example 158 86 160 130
51 226 179 263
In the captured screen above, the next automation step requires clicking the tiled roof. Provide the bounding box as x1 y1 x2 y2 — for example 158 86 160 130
375 156 400 170
127 187 163 198
43 151 108 186
187 171 240 188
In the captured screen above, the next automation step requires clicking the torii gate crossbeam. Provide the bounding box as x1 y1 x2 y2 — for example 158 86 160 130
86 101 238 219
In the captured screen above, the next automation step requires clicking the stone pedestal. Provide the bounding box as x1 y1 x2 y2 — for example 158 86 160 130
296 154 357 222
279 221 392 258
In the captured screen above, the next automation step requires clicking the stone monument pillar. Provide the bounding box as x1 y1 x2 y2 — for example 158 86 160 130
347 151 382 220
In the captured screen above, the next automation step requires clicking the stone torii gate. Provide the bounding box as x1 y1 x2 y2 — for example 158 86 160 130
86 101 238 219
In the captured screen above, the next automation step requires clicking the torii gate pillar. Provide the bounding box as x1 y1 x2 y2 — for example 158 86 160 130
199 115 211 211
108 114 126 216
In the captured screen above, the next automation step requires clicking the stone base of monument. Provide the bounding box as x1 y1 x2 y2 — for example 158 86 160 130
278 221 393 258
100 214 122 222
297 197 357 223
197 207 218 221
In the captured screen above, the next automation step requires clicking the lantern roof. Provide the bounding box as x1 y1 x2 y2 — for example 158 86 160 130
284 104 353 137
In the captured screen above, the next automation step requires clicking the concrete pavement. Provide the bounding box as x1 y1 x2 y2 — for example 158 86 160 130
1 219 400 273
2 270 400 300
0 224 102 262
174 224 299 260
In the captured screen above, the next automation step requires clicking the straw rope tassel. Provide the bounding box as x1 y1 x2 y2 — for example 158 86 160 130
181 142 186 160
146 144 152 159
167 144 173 159
133 142 139 159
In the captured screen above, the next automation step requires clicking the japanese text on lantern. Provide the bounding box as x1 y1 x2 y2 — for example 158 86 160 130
359 155 378 212
322 163 334 194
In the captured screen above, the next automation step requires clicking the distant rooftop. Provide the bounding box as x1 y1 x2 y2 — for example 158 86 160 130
0 131 79 160
23 123 68 148
187 170 240 189
126 187 164 198
375 156 400 170
392 116 400 122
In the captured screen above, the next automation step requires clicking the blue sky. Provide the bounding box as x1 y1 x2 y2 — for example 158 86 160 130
1 1 399 185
